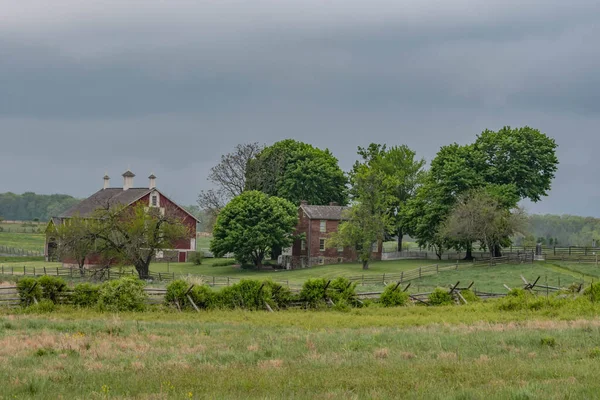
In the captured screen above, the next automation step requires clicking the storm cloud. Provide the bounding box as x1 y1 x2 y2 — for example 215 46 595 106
1 0 599 215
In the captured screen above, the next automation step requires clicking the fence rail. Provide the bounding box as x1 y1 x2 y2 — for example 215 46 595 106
0 245 43 257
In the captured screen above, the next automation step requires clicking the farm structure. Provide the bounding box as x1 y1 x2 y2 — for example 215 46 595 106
44 171 199 266
282 201 382 268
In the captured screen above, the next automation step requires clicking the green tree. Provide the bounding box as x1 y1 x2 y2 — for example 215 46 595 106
245 139 348 206
406 126 558 258
55 216 97 275
328 163 390 270
210 191 298 268
351 143 425 252
442 189 528 258
89 204 191 278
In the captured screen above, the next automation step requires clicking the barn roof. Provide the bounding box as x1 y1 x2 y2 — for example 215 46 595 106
300 204 349 221
60 188 151 218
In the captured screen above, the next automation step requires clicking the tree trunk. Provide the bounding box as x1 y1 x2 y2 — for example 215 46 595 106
397 231 403 252
135 261 150 279
362 260 369 270
270 245 282 262
78 258 86 276
493 244 502 258
463 243 473 261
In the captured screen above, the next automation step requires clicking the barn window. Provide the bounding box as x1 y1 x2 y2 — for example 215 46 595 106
151 195 158 207
320 220 326 232
319 239 326 251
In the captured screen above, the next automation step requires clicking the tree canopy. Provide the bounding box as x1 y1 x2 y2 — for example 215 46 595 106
245 139 348 206
0 192 80 221
350 143 425 251
197 143 264 231
328 159 390 270
210 191 298 268
405 126 558 258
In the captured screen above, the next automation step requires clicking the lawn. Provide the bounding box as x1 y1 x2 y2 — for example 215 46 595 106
0 232 46 253
3 304 600 398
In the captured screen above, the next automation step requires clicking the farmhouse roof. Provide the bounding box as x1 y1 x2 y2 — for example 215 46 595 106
300 204 349 221
60 188 151 218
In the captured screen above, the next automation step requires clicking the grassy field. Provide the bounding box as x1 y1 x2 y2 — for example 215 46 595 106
0 232 46 253
3 303 600 398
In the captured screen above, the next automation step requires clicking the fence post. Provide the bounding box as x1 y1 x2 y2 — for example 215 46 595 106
43 267 46 275
33 267 36 276
436 264 439 274
213 276 215 286
56 267 59 276
419 267 422 279
382 273 386 284
24 266 26 275
400 271 404 283
227 277 230 286
362 275 364 285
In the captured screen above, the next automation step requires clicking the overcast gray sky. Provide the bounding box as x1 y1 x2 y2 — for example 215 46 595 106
1 0 599 215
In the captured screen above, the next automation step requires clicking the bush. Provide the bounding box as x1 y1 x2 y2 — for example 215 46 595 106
212 260 236 267
299 278 329 308
37 275 67 304
380 284 409 307
212 279 274 310
190 252 203 265
540 336 557 347
16 278 42 306
328 277 359 308
460 289 480 303
584 282 600 302
97 277 147 312
24 299 56 313
71 283 100 307
165 279 188 308
165 280 213 310
428 288 453 306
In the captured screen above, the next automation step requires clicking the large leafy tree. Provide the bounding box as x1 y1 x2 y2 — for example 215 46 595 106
245 139 348 206
405 126 558 258
328 162 390 270
442 189 528 258
350 144 425 251
91 204 190 278
55 216 97 275
197 142 263 231
210 191 298 268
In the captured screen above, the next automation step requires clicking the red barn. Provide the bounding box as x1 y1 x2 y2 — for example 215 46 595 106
45 170 199 267
282 201 382 268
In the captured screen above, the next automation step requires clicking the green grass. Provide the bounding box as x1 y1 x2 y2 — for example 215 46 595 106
409 262 590 293
0 222 46 234
3 302 600 398
0 232 46 253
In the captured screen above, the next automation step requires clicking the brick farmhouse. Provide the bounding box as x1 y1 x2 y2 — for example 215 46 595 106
45 171 199 267
281 201 383 268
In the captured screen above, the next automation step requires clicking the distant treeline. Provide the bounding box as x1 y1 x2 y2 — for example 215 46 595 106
0 192 80 221
514 214 600 247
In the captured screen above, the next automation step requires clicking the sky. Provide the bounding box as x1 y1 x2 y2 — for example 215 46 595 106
1 0 599 215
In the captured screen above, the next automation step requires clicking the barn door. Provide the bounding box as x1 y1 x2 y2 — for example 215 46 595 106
178 252 187 263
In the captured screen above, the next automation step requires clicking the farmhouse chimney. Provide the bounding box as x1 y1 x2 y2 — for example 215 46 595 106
329 201 339 206
103 174 110 190
148 174 156 189
122 170 135 190
300 200 308 206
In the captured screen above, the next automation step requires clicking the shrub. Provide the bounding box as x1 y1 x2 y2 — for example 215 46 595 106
71 283 100 307
37 275 67 304
165 279 213 310
328 277 359 307
211 279 273 310
212 260 236 267
190 251 203 265
262 279 295 309
380 284 409 307
460 289 480 303
16 278 42 306
165 279 188 308
428 288 453 306
25 299 56 314
97 277 147 312
188 285 214 309
299 278 329 308
584 282 600 302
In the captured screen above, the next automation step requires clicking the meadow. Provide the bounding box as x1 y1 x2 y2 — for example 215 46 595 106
3 301 600 399
0 232 45 253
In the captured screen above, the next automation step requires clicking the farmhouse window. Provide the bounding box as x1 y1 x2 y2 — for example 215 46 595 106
301 240 306 251
319 239 326 251
318 257 325 265
371 242 378 252
320 220 326 232
337 246 344 253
